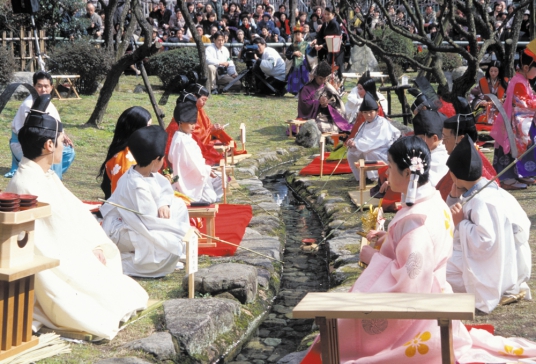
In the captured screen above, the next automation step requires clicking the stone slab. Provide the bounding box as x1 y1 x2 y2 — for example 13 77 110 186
96 358 153 364
122 332 177 361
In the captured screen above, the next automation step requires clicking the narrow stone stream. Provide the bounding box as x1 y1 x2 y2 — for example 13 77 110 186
229 176 328 363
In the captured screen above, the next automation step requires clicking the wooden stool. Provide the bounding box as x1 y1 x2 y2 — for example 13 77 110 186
0 203 59 360
286 119 307 138
188 205 219 248
50 75 81 100
293 292 475 364
347 159 386 207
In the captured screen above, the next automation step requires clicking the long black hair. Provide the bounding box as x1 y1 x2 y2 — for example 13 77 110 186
97 106 151 196
388 136 431 186
358 72 378 101
485 60 508 91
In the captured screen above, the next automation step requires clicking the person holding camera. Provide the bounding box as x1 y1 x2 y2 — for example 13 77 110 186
252 37 286 96
206 31 238 94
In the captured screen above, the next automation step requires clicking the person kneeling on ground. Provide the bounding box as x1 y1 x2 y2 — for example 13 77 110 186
6 95 148 340
206 31 238 95
252 37 287 96
168 92 223 203
346 92 401 182
101 125 192 277
446 135 532 314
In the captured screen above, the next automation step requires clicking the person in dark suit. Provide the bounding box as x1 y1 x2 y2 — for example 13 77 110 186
312 7 344 79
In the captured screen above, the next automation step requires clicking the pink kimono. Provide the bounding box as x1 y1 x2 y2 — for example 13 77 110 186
302 183 536 364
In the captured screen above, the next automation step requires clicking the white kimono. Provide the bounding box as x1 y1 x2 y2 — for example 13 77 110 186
6 158 148 340
428 143 449 187
345 89 388 122
100 167 191 278
447 179 532 313
347 115 401 181
168 131 223 203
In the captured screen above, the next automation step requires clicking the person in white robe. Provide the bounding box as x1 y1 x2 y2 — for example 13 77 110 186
345 85 387 123
168 92 223 203
101 126 191 278
446 136 532 313
6 98 148 340
346 92 401 181
412 109 449 187
6 71 75 179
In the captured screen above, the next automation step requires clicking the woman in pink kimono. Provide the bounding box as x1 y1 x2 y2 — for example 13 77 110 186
301 136 536 363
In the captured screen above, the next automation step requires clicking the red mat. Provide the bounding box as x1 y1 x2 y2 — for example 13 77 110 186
299 153 353 176
197 204 253 257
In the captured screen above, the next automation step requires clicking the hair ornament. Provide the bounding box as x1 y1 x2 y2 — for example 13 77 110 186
404 149 426 206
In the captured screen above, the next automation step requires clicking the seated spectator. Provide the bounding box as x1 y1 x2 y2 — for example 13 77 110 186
259 26 272 42
346 92 401 182
277 13 291 40
238 12 253 39
205 31 238 94
202 11 219 35
204 3 215 16
6 96 148 340
85 3 103 39
228 2 240 26
308 12 321 33
239 0 252 15
273 4 287 22
168 93 223 203
169 8 185 31
152 0 172 29
297 61 350 133
101 125 190 278
7 71 75 179
345 73 387 123
186 2 195 18
256 12 280 35
231 29 245 56
191 25 211 43
193 12 204 27
98 106 152 199
252 37 287 95
210 24 219 36
302 23 316 41
446 135 532 313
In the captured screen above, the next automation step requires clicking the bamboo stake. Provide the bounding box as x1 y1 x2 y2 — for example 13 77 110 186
197 232 284 264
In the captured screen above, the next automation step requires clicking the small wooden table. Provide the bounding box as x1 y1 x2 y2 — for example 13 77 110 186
286 119 308 138
51 75 81 100
188 205 219 248
293 292 475 364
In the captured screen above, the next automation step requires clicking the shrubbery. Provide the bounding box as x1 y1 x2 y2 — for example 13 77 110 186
47 40 114 95
373 28 415 70
414 49 463 71
0 46 15 86
148 47 202 91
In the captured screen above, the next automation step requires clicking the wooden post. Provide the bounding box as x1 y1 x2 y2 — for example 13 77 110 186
315 316 339 364
19 28 25 71
27 31 34 72
185 229 198 299
359 159 366 207
239 123 246 151
319 137 325 178
438 319 455 364
221 165 227 204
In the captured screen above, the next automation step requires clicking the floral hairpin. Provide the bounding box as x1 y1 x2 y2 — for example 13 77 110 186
405 150 426 175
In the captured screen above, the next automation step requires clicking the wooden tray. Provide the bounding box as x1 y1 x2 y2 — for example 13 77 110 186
0 203 51 225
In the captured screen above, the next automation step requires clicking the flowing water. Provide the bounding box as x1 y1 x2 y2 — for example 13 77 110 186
230 176 329 363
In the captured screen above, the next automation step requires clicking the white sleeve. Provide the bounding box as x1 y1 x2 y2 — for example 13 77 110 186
12 97 33 134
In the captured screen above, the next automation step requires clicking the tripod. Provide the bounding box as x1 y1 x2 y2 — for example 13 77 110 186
222 60 277 95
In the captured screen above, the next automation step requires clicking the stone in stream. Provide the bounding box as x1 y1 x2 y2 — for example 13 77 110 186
276 350 309 364
121 332 177 361
183 263 258 303
163 298 240 360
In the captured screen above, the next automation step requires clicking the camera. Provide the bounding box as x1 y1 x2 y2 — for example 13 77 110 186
240 43 259 68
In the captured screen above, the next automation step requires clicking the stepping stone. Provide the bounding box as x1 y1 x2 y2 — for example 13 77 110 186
122 332 177 361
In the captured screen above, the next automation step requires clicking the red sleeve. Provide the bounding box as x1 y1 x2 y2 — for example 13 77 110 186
513 83 536 109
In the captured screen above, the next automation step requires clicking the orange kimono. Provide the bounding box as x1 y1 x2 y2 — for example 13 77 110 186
105 147 136 194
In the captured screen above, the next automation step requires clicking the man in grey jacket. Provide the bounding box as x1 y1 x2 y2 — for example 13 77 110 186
252 37 287 95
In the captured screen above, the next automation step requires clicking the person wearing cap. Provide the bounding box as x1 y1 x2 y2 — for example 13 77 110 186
205 31 238 94
255 11 279 36
408 88 435 116
346 92 401 182
168 93 223 203
491 39 536 189
312 7 345 80
437 96 497 200
345 73 388 124
6 95 149 340
469 60 508 132
413 110 449 186
100 125 191 278
446 136 532 313
285 25 310 95
252 37 287 95
6 70 75 179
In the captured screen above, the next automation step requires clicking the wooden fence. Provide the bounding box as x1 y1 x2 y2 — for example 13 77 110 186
1 28 47 72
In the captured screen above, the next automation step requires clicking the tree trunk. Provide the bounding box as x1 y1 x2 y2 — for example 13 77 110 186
85 0 153 127
177 0 206 80
289 0 296 29
99 0 118 54
505 5 527 78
